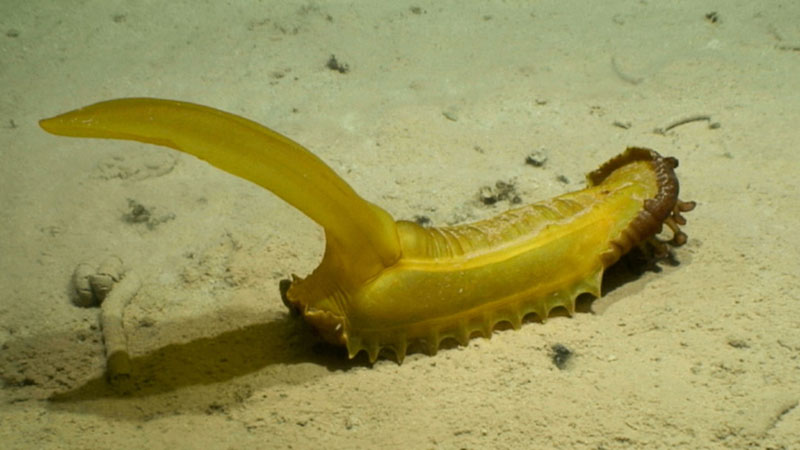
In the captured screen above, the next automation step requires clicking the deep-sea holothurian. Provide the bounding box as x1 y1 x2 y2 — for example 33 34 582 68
40 98 694 363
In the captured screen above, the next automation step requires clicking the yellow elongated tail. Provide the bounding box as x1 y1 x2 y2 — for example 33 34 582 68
39 98 400 286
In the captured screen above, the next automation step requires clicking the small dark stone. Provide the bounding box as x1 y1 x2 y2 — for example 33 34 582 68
124 199 151 223
326 54 349 73
478 186 498 205
525 149 547 167
550 343 573 369
413 215 432 227
478 179 521 205
704 12 720 24
123 199 174 229
727 338 750 349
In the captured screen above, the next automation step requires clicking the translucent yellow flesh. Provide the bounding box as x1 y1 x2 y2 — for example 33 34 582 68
40 98 400 285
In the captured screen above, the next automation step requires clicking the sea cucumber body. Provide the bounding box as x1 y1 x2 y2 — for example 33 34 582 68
38 99 691 365
287 149 690 362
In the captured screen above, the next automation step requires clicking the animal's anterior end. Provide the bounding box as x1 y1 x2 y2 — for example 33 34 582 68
41 98 693 365
334 146 693 363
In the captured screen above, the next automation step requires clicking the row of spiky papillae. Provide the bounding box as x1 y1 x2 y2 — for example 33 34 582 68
345 268 603 363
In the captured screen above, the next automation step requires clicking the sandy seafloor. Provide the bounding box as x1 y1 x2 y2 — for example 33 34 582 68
1 1 799 449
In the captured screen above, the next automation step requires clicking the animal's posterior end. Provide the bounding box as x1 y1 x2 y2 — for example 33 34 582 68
39 114 83 137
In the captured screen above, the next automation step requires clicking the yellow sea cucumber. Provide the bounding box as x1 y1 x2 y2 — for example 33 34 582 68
40 98 694 363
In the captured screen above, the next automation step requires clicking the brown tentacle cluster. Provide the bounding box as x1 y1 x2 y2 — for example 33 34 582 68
645 198 696 260
589 147 695 267
664 199 696 246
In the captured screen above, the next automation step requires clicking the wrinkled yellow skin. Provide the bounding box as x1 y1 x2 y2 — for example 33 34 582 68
40 98 678 363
